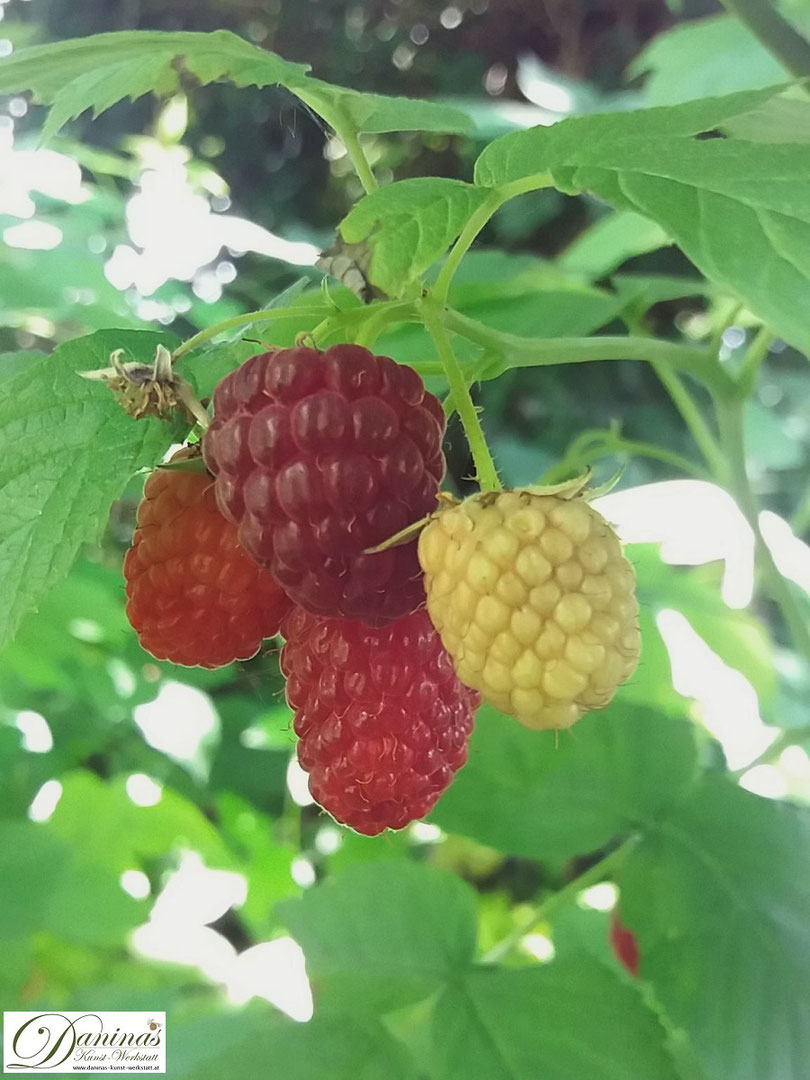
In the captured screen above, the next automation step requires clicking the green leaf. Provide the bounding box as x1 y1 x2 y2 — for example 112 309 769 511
474 88 810 354
278 860 477 1013
0 557 135 712
300 78 474 136
0 350 47 384
475 86 785 188
630 15 791 106
620 773 810 1080
0 820 142 952
558 211 671 278
446 251 636 337
431 702 698 860
0 328 183 650
0 30 472 140
170 1009 417 1080
431 960 680 1080
632 545 776 707
340 179 491 296
724 93 810 143
49 771 232 874
216 793 298 937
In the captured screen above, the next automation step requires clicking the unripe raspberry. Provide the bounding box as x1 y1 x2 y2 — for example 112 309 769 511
281 607 479 835
418 490 640 729
203 344 445 626
124 448 291 668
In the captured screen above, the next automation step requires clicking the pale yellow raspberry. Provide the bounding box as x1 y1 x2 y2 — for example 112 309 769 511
417 490 640 730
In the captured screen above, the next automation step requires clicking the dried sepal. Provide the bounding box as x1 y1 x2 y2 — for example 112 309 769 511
79 345 208 427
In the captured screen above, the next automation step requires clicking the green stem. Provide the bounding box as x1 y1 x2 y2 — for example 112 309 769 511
651 361 726 477
543 428 710 484
421 300 501 492
353 300 417 349
433 175 552 307
791 490 810 537
338 125 378 194
446 310 731 394
732 725 810 778
717 397 810 664
483 835 639 964
708 300 743 361
719 0 810 78
296 91 379 195
433 191 507 307
736 325 773 399
172 305 327 360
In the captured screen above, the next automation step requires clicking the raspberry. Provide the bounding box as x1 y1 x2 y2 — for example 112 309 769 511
124 448 291 668
418 490 640 730
202 344 445 626
281 607 479 835
610 910 640 977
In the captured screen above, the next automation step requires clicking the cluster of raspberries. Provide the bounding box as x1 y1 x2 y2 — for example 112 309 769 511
124 345 479 835
125 344 641 834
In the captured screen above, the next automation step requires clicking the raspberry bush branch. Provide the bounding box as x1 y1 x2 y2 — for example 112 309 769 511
292 90 379 195
421 298 502 493
483 833 640 963
542 427 711 485
431 174 552 308
350 300 418 350
716 393 810 667
646 359 725 477
332 126 378 197
171 304 329 361
444 311 731 393
718 0 810 78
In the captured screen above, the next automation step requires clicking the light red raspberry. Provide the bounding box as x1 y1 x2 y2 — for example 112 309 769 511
124 448 291 668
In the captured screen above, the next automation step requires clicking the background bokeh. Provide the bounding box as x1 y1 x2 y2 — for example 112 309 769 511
1 1 810 1077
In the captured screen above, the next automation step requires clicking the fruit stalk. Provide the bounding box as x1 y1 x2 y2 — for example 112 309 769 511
483 834 640 963
421 299 501 493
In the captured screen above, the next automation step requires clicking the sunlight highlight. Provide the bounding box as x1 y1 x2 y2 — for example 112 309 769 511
579 882 618 912
133 681 218 780
594 481 756 608
126 773 163 807
28 779 63 823
225 938 313 1021
131 851 313 1021
120 869 151 900
15 710 53 753
760 511 810 595
656 609 777 770
286 756 315 807
522 934 555 963
104 145 318 298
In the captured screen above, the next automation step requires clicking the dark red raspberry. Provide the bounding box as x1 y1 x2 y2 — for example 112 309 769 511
281 606 479 835
610 910 640 977
124 448 292 668
202 344 445 626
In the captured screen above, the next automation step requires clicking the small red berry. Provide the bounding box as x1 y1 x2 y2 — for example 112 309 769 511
202 344 445 626
281 606 479 835
610 910 640 977
124 448 291 668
